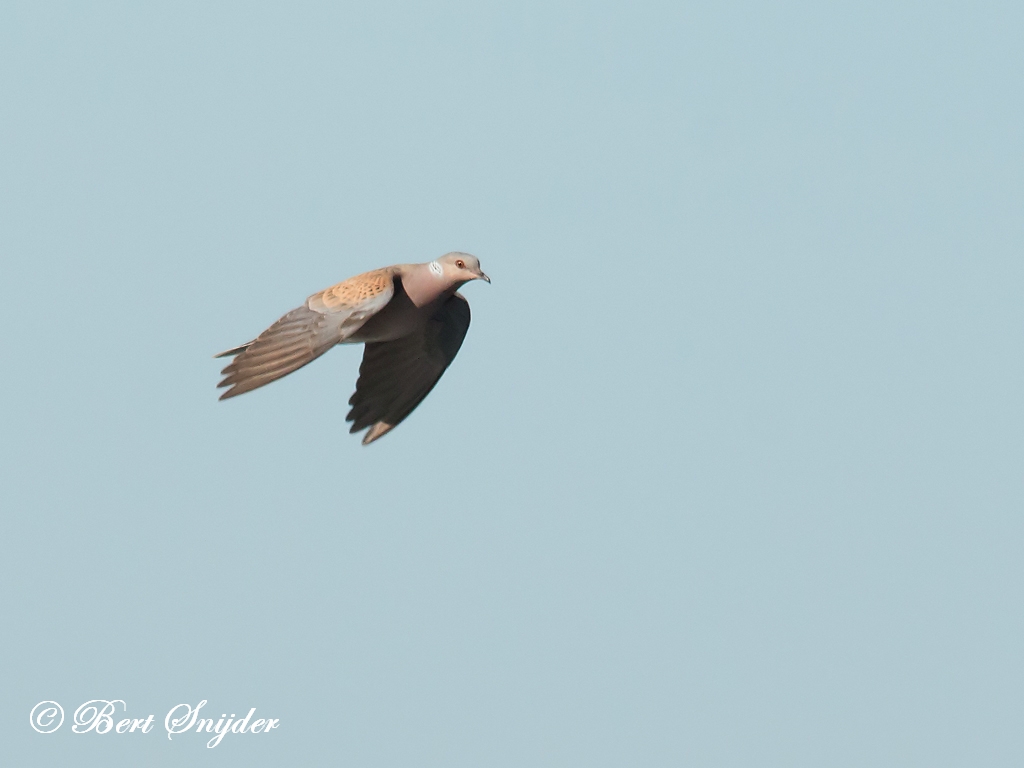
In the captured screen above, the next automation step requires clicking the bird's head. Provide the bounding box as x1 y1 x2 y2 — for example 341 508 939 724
436 252 490 284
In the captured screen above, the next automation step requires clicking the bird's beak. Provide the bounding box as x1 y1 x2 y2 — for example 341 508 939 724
477 271 491 283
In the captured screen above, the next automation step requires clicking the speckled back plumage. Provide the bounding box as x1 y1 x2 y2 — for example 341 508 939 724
307 267 397 313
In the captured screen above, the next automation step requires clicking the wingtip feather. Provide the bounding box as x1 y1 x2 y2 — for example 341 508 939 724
214 341 254 359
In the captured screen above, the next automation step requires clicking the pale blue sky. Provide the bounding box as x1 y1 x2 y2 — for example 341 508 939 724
2 2 1022 766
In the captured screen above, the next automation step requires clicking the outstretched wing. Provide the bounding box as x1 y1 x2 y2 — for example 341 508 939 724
216 268 396 400
346 292 471 444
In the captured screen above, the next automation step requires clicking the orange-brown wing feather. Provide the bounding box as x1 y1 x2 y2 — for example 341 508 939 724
216 268 398 400
307 268 396 314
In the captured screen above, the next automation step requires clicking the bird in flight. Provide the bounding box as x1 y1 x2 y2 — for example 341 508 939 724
215 252 490 445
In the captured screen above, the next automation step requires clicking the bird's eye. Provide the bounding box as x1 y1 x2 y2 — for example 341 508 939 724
456 260 465 269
